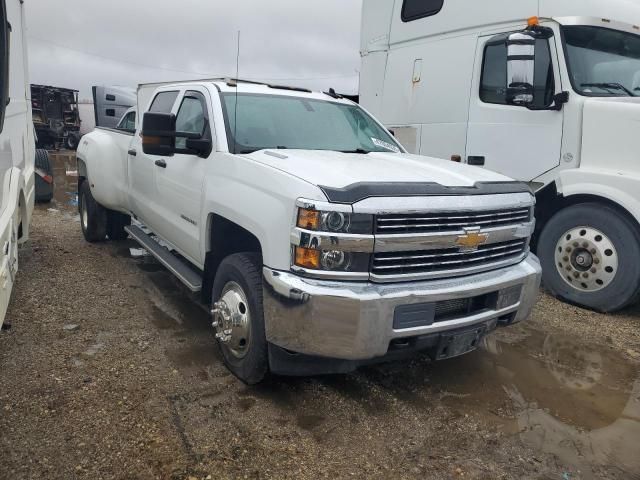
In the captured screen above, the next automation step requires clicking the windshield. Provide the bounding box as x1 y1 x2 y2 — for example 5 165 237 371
221 93 402 154
563 26 640 97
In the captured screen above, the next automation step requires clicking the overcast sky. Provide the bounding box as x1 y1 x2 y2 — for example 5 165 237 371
25 0 363 101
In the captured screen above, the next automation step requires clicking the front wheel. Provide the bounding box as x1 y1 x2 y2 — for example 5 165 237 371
211 253 268 384
538 203 640 312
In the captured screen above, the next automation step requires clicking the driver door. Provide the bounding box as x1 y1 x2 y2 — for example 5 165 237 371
466 30 564 181
152 87 214 266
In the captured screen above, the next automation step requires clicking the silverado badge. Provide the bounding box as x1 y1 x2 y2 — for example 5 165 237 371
456 229 489 252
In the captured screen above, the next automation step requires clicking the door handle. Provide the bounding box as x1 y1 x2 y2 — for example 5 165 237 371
468 156 485 166
128 149 137 156
155 159 167 168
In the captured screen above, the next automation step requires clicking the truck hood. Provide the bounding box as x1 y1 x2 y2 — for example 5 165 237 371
581 97 640 173
241 149 512 190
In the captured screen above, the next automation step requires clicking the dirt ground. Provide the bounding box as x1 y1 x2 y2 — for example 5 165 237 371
1 153 639 479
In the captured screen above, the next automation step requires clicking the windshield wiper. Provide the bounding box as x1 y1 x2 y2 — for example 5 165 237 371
582 82 635 96
340 148 372 154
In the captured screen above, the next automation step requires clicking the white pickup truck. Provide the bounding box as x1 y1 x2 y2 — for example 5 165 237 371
77 79 541 384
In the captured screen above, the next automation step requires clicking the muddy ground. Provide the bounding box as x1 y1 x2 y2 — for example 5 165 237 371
0 152 639 479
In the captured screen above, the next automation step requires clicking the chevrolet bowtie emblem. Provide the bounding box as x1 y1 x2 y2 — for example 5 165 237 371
456 230 489 251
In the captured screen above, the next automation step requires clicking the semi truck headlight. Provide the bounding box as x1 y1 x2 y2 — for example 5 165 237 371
296 208 373 234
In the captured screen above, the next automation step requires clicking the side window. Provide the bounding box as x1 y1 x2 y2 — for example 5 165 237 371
401 0 444 22
480 38 555 108
0 0 9 132
149 91 179 113
117 111 135 132
175 91 207 149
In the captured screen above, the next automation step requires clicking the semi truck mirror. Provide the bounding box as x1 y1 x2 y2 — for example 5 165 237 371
506 31 536 107
142 112 177 156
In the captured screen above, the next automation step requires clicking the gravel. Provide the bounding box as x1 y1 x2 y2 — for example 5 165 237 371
0 203 638 480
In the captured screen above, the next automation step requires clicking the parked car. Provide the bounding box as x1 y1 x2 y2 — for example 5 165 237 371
360 0 640 313
31 84 81 150
76 78 541 383
0 0 36 325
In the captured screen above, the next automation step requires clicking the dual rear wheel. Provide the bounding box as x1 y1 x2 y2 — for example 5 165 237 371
79 180 131 242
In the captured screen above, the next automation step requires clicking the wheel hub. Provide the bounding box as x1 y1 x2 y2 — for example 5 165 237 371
555 227 618 292
211 281 251 358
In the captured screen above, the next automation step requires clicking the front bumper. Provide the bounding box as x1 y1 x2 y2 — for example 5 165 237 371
263 254 541 361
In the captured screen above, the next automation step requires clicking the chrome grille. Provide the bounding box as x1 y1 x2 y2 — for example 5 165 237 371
376 207 531 234
372 239 527 279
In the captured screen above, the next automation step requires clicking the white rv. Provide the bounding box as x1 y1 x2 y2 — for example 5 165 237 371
360 0 640 312
0 0 35 325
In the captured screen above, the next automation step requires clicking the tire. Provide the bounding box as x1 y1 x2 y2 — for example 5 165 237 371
65 133 79 151
106 210 131 241
79 180 107 242
211 253 268 384
538 203 640 312
34 149 54 203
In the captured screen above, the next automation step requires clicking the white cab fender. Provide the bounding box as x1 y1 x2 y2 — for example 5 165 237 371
557 168 640 227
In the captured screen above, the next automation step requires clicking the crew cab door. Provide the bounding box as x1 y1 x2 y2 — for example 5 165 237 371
129 89 179 228
466 30 564 181
152 87 214 265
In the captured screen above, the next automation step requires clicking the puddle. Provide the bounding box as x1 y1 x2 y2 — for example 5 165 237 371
424 326 640 477
46 151 79 213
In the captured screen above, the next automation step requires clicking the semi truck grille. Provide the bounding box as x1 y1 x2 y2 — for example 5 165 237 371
376 207 531 234
372 239 527 279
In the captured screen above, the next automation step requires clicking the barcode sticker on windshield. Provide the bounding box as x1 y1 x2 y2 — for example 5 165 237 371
371 138 400 153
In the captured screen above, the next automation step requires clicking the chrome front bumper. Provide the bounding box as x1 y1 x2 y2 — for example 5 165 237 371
263 254 541 360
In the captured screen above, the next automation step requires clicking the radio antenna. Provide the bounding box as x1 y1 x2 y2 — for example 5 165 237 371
233 30 240 154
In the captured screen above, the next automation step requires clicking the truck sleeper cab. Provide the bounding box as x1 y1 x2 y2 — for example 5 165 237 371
360 0 640 312
0 0 36 326
77 79 541 384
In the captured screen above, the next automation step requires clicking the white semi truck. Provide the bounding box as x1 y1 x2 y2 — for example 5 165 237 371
77 79 541 383
360 0 640 312
0 0 35 325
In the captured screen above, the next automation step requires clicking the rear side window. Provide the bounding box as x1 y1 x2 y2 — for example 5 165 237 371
480 39 556 108
149 91 179 113
117 111 136 132
402 0 444 22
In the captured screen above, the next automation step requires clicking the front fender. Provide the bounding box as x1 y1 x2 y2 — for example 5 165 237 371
201 155 326 270
557 168 640 226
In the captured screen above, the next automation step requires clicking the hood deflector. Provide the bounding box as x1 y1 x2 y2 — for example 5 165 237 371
319 181 532 204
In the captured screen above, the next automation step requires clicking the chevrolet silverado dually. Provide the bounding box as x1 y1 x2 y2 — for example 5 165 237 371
77 79 541 384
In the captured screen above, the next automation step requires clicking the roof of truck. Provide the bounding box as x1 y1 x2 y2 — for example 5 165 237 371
138 78 354 103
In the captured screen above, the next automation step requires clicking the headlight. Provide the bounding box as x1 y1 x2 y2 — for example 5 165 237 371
296 207 373 234
294 246 370 273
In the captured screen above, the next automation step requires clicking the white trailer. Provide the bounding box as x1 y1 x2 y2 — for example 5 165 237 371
0 0 35 325
360 0 640 312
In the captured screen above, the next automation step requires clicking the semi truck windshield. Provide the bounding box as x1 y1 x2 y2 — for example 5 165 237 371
564 25 640 97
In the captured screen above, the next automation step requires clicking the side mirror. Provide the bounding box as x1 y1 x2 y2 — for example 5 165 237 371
506 31 536 106
142 112 176 156
176 117 213 158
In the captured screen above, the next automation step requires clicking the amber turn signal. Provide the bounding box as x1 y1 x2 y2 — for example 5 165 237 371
297 208 320 230
527 16 539 27
295 247 321 269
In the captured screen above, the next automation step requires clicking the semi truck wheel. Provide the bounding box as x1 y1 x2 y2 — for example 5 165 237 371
34 149 54 203
79 180 107 242
538 203 640 313
106 210 131 241
211 253 268 385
